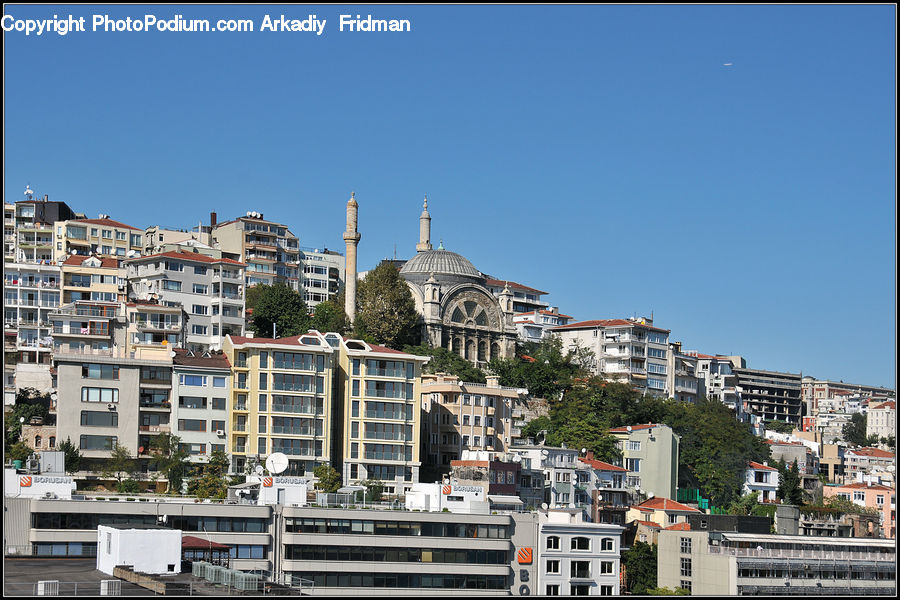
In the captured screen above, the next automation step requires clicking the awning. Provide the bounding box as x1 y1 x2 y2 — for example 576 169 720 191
489 495 524 506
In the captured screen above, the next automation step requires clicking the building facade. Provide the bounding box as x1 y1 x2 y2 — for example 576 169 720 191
54 216 143 261
734 367 804 425
171 349 233 464
608 423 680 501
537 509 622 596
211 212 301 291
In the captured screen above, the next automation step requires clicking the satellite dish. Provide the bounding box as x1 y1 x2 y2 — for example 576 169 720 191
581 448 587 454
540 502 548 510
169 351 176 357
265 452 289 474
627 426 633 432
254 465 264 476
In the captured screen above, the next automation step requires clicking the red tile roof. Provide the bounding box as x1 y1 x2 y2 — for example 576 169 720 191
484 278 548 295
608 423 658 434
871 401 895 410
635 497 700 513
748 461 778 471
71 218 141 231
579 458 628 472
128 250 245 266
634 520 662 529
664 522 691 531
847 447 895 458
173 348 232 369
62 255 120 268
181 535 230 550
552 318 670 333
834 482 894 492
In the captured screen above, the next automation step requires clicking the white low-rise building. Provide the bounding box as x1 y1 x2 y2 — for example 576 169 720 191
742 461 780 502
405 482 489 514
96 525 182 576
538 509 623 596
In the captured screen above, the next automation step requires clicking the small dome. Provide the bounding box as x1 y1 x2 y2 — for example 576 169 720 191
400 249 483 284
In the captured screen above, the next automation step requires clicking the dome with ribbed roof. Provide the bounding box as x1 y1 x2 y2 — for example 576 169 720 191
400 249 483 285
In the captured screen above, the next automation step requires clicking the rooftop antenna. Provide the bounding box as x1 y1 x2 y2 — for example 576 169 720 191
24 185 34 200
393 243 397 260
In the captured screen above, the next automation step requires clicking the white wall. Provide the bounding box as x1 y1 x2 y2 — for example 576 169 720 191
96 526 182 575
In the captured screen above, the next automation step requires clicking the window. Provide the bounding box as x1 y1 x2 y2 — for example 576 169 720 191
546 536 560 550
81 387 118 403
194 266 208 275
165 260 183 271
260 352 268 368
600 561 614 574
853 491 865 502
192 325 208 335
259 416 267 433
212 376 226 388
680 581 691 593
179 396 207 409
680 557 692 577
212 397 226 410
571 537 590 551
258 394 267 411
570 561 590 578
82 364 119 380
876 495 885 506
626 440 641 451
81 411 118 427
211 420 226 433
115 231 126 241
259 373 267 390
546 585 560 596
546 559 560 574
626 458 641 472
681 537 692 554
192 304 208 315
180 374 207 387
80 435 116 450
178 419 206 432
193 283 208 295
162 280 182 291
102 229 113 239
601 537 615 551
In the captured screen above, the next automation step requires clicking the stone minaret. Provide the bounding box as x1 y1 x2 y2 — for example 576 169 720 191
416 195 432 252
343 192 361 323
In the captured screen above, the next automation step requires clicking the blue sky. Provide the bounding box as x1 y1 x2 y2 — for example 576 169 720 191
4 4 896 387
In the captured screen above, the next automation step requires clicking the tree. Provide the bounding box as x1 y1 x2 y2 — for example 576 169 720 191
364 479 384 502
842 413 868 447
57 437 82 474
103 443 136 485
6 441 33 462
313 464 342 493
765 420 794 434
249 283 312 338
191 451 230 499
726 491 760 516
865 434 881 447
488 337 591 400
646 587 690 595
520 416 552 442
880 434 895 451
403 344 486 383
776 459 804 506
353 261 420 349
5 388 53 451
622 541 657 594
117 478 141 494
148 433 188 494
310 298 350 334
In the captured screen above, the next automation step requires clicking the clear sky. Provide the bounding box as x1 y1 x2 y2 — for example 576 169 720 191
4 4 896 388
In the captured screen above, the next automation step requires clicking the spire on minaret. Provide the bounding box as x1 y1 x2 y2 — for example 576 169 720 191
416 195 433 253
343 192 361 323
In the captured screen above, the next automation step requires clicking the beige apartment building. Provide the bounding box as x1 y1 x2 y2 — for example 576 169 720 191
801 376 895 417
61 255 125 304
211 212 301 291
421 373 528 466
608 423 680 501
54 216 144 262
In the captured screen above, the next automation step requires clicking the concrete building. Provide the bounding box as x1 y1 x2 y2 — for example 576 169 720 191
578 454 631 526
867 400 896 443
4 201 16 262
211 211 301 291
448 452 522 504
96 525 182 576
171 348 232 464
687 352 745 410
552 317 671 396
54 216 144 261
666 342 700 403
626 497 701 528
537 509 622 596
742 461 780 503
508 444 580 509
608 423 680 501
222 332 336 478
333 335 430 494
512 309 573 344
299 247 344 306
61 255 124 304
843 447 895 484
125 300 185 356
734 367 804 426
422 373 528 466
765 439 819 476
823 481 896 539
801 376 895 418
657 529 896 595
143 224 210 254
125 250 246 351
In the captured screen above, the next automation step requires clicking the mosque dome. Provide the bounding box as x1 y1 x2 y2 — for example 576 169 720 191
400 249 484 285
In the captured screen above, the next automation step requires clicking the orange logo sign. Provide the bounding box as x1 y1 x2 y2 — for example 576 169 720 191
442 485 451 495
262 477 273 487
19 476 32 487
517 547 533 564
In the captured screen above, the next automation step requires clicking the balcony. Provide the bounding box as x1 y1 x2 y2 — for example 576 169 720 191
52 305 118 318
138 424 171 433
52 326 110 338
139 400 171 410
134 320 181 332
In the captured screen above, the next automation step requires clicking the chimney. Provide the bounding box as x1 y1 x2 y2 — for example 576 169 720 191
210 211 217 230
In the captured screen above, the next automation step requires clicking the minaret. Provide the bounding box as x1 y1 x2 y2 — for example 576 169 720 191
343 192 361 323
416 195 432 252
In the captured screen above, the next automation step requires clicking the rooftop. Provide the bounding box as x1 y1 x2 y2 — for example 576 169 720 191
552 318 670 333
634 497 701 513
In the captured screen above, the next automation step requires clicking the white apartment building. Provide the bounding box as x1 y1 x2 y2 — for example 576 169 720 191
866 400 895 443
538 509 622 596
54 216 144 262
299 247 344 307
742 461 780 503
686 352 745 409
552 317 671 396
125 250 245 351
666 342 700 403
508 444 581 509
512 309 573 344
801 376 895 418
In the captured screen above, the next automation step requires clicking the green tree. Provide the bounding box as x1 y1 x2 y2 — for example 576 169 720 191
488 337 590 400
249 283 312 338
776 459 804 505
765 420 794 434
5 388 53 451
353 261 420 349
520 416 552 442
646 587 690 595
880 434 895 451
403 344 486 383
148 433 188 494
364 479 384 502
726 491 761 516
310 298 350 334
191 451 230 499
313 464 342 493
56 437 82 474
865 434 881 447
6 441 33 462
102 442 136 485
117 478 141 494
622 541 657 594
842 412 868 447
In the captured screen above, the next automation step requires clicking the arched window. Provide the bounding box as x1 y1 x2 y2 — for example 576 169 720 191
601 537 615 551
465 340 474 360
571 536 590 551
546 536 560 550
491 342 501 360
49 437 56 448
478 341 486 362
34 435 42 448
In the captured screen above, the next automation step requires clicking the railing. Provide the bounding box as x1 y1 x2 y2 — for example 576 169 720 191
708 546 894 562
139 400 171 409
53 326 110 336
52 306 118 318
138 425 171 433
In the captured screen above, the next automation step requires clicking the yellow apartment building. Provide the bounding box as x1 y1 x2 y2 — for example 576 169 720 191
54 217 144 262
61 255 125 304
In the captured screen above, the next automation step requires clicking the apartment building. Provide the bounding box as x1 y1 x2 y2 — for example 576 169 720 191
552 317 671 396
334 336 430 494
54 216 144 261
4 262 60 375
508 444 581 509
11 195 78 263
734 367 803 425
3 202 15 262
171 349 232 464
823 481 896 539
537 509 622 596
801 376 895 417
578 454 631 526
626 497 701 528
421 373 527 466
765 439 819 476
124 300 185 355
742 461 780 503
666 342 700 403
211 212 301 290
512 309 573 344
867 401 896 443
657 529 896 595
15 222 55 264
299 247 343 306
61 254 124 304
608 423 680 501
222 332 336 477
144 225 210 254
484 278 551 314
843 447 895 483
125 250 246 351
686 352 745 409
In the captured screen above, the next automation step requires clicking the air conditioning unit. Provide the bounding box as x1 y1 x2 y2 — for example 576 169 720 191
216 430 225 436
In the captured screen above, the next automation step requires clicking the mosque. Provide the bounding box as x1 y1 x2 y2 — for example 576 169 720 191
343 194 518 366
